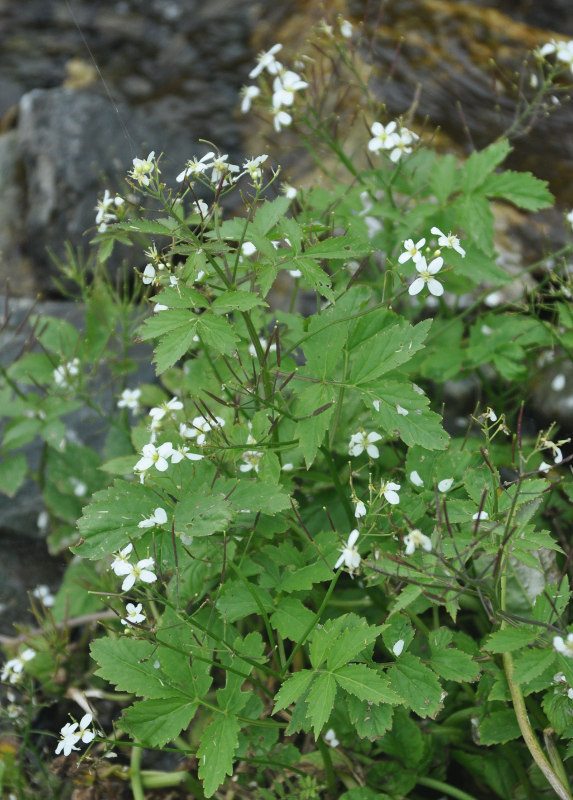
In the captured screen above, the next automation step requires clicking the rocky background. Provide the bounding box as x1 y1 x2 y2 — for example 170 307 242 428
2 0 573 632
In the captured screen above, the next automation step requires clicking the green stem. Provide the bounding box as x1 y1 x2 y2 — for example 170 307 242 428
316 736 338 797
283 572 340 674
141 770 206 798
129 743 145 800
417 776 480 800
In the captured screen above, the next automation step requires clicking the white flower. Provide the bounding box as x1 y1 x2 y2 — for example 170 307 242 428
193 199 210 217
408 256 444 297
539 461 552 474
431 226 466 257
135 442 175 473
541 435 569 465
324 728 340 747
368 121 399 153
484 407 497 422
149 397 183 422
566 209 573 229
334 529 361 576
53 358 80 388
120 557 157 592
348 430 382 458
138 507 168 529
472 511 489 520
380 480 401 504
554 633 573 658
339 18 353 38
272 70 308 108
552 374 566 391
170 445 204 463
77 713 95 744
249 43 283 78
410 470 424 487
181 415 225 445
398 238 426 264
55 722 81 756
1 649 36 684
141 264 156 285
392 639 405 656
121 602 146 626
403 529 432 555
438 477 454 492
117 388 141 413
111 543 133 576
242 241 257 257
354 500 367 518
240 85 260 113
272 107 292 132
240 450 263 473
242 154 268 186
32 585 55 607
176 152 215 182
389 127 418 162
210 155 240 185
281 183 298 199
129 152 156 187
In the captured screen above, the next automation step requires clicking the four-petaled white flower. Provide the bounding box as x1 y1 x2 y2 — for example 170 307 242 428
210 155 240 186
348 430 382 458
120 557 157 592
242 154 268 186
272 70 308 108
410 470 424 488
129 152 156 187
368 121 399 153
141 264 156 285
121 602 146 627
240 450 263 473
431 226 466 257
403 529 432 555
389 127 419 162
149 397 183 423
111 543 133 576
380 480 401 505
408 256 444 297
1 649 36 684
399 238 425 264
118 388 141 413
249 43 283 78
138 507 168 529
554 633 573 658
242 241 257 257
281 183 298 199
541 435 570 465
170 445 204 463
334 529 361 576
438 477 454 492
176 152 215 183
240 85 261 113
135 442 175 473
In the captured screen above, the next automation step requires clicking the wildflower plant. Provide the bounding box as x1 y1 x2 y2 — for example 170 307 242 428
3 12 573 800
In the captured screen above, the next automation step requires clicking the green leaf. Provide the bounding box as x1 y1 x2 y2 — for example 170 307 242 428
216 580 274 623
123 696 198 747
273 669 315 712
456 194 494 251
0 453 27 497
196 314 238 355
326 623 385 671
197 714 240 797
429 637 480 683
478 709 521 745
212 291 266 314
74 479 167 558
483 628 538 654
346 694 394 741
139 308 199 373
294 383 336 468
123 217 175 236
367 380 448 450
271 598 317 643
174 491 233 538
479 170 553 211
460 139 511 193
91 639 187 699
334 664 401 705
226 481 291 515
388 654 444 718
306 672 337 735
379 707 425 767
251 196 292 235
292 256 334 301
349 320 431 385
430 153 459 205
512 648 557 685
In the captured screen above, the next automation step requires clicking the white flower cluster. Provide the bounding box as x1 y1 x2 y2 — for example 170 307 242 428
368 121 419 163
53 357 80 389
539 39 573 74
398 227 466 297
95 188 124 233
110 543 157 592
175 150 271 192
55 713 95 757
1 649 35 684
241 43 308 132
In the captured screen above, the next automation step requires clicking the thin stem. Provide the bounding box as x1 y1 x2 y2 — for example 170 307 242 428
316 736 338 797
129 743 145 800
417 776 480 800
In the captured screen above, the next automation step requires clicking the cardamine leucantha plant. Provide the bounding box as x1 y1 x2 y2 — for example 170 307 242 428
3 17 573 800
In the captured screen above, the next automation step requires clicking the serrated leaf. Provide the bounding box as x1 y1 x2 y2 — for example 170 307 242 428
91 639 185 699
429 646 480 682
346 694 394 741
74 479 167 558
273 670 315 712
512 648 557 684
430 153 459 205
226 480 291 515
294 383 336 468
123 217 175 235
212 291 266 314
197 714 240 797
483 628 538 653
368 380 448 450
196 314 238 355
306 672 337 735
327 623 385 671
456 194 494 251
216 580 274 623
388 654 444 717
479 170 553 211
174 491 233 538
271 598 317 643
0 453 27 497
478 709 521 745
461 139 511 193
251 196 292 235
349 320 431 385
139 308 197 340
292 256 334 301
123 696 198 747
334 664 401 705
302 236 371 261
